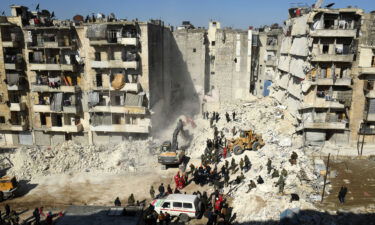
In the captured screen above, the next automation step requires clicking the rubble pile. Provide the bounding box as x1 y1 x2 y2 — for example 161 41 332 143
186 96 322 222
3 140 158 180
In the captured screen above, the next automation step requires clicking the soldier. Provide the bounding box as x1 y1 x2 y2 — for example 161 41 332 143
271 169 279 178
150 186 155 199
239 158 244 171
267 159 272 174
246 180 257 193
276 175 285 194
128 193 135 206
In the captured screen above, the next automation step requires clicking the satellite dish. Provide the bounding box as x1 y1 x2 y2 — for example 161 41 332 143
40 9 51 17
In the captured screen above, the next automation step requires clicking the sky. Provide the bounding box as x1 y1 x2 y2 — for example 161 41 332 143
0 0 374 29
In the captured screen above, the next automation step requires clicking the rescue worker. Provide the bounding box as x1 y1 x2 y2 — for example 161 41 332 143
230 158 236 171
174 172 181 187
257 175 264 184
158 183 165 197
232 111 236 121
289 151 298 165
246 180 257 193
114 197 121 206
167 184 173 194
281 168 288 177
271 169 279 178
150 186 155 199
33 208 41 225
276 175 285 194
239 158 244 171
338 186 348 204
222 146 227 159
128 193 135 206
225 160 229 169
244 155 251 172
158 211 165 225
267 158 272 174
215 112 219 123
165 212 171 225
225 112 230 123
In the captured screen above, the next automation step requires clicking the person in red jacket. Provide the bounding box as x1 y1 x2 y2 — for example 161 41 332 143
178 175 185 190
222 147 227 159
174 172 180 187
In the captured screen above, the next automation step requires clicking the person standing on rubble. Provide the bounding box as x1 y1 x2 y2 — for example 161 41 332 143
33 208 41 225
225 112 231 123
232 111 236 121
267 159 273 174
158 183 165 197
224 172 230 187
114 197 121 206
210 116 214 128
338 186 348 204
230 158 237 172
276 175 285 194
215 112 220 123
167 184 173 194
4 204 10 217
239 158 244 171
150 186 155 199
128 193 135 206
244 155 251 172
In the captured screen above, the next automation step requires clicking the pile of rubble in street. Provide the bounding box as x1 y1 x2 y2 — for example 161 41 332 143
2 140 158 180
185 96 325 222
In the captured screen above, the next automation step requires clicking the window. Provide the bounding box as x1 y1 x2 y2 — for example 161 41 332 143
183 203 193 209
0 116 5 123
322 45 329 54
211 71 215 75
211 41 215 46
193 48 196 53
173 202 182 208
65 133 72 141
94 52 101 61
40 114 46 126
96 74 103 87
162 202 170 208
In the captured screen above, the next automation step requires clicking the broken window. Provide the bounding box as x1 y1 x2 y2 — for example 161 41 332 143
40 113 47 126
372 55 375 67
211 71 215 75
211 41 215 46
322 45 329 54
193 48 196 53
0 116 5 124
65 133 72 141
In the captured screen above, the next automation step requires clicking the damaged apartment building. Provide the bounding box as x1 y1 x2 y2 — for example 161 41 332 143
173 21 261 111
0 5 176 146
271 6 364 145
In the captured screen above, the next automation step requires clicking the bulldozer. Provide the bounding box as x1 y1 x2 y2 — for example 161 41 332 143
158 119 186 169
0 176 18 201
227 129 265 155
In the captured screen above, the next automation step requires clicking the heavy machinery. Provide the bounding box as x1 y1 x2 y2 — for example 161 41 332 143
0 176 18 201
227 129 265 155
158 119 186 169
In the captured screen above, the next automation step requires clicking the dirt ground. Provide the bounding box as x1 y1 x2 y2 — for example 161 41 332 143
320 158 375 211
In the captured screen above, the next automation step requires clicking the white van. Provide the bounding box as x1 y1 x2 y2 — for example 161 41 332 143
151 194 202 221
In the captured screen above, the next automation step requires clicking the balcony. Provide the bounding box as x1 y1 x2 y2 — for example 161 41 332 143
4 63 17 70
310 29 357 38
33 104 80 113
35 124 83 133
303 121 347 130
90 123 150 133
311 54 354 62
359 67 375 75
33 104 50 112
310 78 351 86
364 112 375 122
90 37 139 46
0 123 28 131
300 99 345 110
90 105 146 114
358 124 375 135
28 42 74 49
29 63 75 71
2 41 19 48
7 84 23 91
31 84 80 93
9 102 26 111
266 45 278 51
91 60 139 70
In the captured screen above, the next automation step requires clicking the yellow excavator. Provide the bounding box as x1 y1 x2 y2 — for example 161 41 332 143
227 129 265 155
0 176 18 201
158 119 186 169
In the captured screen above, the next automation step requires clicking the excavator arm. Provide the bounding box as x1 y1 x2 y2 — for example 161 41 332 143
171 119 184 151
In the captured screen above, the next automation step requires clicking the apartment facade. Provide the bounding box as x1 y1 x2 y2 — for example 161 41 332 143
0 5 177 146
271 7 364 145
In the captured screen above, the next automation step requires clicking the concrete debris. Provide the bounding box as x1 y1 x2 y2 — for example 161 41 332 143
2 140 158 180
